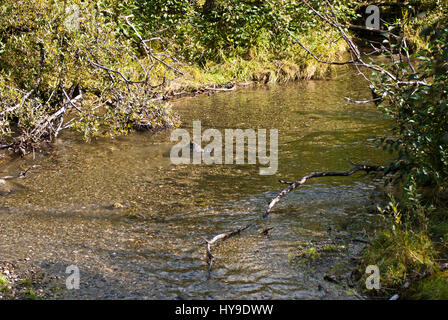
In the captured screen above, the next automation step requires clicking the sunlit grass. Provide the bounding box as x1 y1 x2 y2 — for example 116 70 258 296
0 274 9 293
405 271 448 299
164 29 348 93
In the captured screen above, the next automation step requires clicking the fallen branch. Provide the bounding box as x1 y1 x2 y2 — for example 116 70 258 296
264 163 385 218
203 224 253 275
204 86 236 92
0 164 38 180
348 24 400 37
351 238 370 244
260 227 274 236
344 96 383 104
296 0 431 87
345 87 387 104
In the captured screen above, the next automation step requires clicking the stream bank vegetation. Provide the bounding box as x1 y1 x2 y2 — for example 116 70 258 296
270 0 448 299
205 0 448 300
0 0 356 157
354 1 448 299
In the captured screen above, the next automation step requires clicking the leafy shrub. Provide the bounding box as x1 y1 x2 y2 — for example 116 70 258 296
121 0 359 64
0 0 360 153
0 0 179 153
378 23 448 193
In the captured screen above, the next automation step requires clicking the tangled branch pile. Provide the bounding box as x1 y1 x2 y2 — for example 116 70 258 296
0 1 180 155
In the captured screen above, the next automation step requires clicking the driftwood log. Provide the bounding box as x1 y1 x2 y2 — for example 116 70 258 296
204 86 236 92
203 224 253 275
263 163 385 218
202 162 385 275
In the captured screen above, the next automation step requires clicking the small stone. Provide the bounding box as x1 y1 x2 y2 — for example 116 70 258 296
113 202 129 209
324 274 339 284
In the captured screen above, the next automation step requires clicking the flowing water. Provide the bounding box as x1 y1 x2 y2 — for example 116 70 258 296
0 68 391 299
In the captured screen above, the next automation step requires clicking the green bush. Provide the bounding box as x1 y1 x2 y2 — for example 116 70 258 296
122 0 359 64
0 0 178 154
378 23 448 193
0 0 360 153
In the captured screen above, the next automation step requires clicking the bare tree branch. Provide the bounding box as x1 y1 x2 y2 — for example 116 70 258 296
296 0 430 88
203 224 253 275
263 163 385 218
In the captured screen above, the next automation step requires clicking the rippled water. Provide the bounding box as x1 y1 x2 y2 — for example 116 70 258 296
0 68 391 299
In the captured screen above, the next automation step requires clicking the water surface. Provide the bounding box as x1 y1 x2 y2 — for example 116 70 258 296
0 69 390 299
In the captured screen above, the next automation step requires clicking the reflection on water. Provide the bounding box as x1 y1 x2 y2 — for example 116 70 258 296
0 69 391 299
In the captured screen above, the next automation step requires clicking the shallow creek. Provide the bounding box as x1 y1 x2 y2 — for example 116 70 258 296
0 69 391 299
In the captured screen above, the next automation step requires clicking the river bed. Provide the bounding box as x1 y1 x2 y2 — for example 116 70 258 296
0 68 391 299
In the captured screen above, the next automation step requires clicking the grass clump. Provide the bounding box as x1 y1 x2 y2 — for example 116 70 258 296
21 279 33 287
358 188 447 299
404 271 448 300
0 274 9 293
23 288 39 300
360 225 437 295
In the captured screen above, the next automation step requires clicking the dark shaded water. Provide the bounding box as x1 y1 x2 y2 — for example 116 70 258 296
0 69 390 299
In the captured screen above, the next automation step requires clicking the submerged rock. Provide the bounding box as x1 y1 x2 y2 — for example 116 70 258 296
162 142 214 158
0 178 24 196
112 202 131 209
0 179 13 196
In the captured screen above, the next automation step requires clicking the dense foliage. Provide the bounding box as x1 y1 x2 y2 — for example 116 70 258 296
123 0 359 64
0 0 180 154
376 22 448 198
0 0 360 154
357 3 448 298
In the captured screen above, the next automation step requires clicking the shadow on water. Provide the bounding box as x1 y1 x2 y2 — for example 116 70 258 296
0 68 391 299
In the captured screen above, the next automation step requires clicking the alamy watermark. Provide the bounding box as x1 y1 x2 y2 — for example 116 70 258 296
66 265 80 290
64 5 80 31
170 121 278 175
365 5 380 30
365 265 380 290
